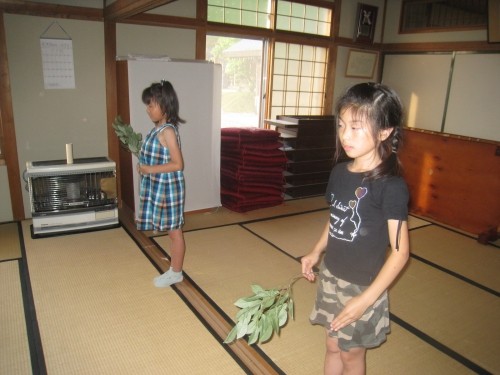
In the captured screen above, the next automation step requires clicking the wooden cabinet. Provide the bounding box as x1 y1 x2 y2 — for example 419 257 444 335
266 115 336 198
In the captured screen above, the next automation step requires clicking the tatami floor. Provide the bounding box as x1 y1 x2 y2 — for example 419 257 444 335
1 196 499 374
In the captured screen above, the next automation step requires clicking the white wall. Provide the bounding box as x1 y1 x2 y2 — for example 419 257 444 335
444 53 500 141
2 3 198 220
333 0 495 142
5 14 107 218
332 0 488 105
380 2 498 142
382 53 452 132
116 24 196 59
0 166 13 222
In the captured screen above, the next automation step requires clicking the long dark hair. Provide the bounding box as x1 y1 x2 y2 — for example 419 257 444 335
142 80 185 126
334 82 404 179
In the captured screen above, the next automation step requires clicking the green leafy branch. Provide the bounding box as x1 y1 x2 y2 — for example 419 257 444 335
112 115 143 158
224 273 317 345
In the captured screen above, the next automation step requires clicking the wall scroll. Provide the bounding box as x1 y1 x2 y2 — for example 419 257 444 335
40 22 75 89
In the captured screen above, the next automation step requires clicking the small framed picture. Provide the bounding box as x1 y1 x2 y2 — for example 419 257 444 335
345 49 378 78
354 3 378 44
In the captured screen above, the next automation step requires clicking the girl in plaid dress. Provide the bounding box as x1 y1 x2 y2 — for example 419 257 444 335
137 80 186 287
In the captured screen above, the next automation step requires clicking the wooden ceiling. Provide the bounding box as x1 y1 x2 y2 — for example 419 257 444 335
0 0 179 21
104 0 178 20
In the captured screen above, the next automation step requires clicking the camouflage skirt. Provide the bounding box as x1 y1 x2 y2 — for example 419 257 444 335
310 262 390 351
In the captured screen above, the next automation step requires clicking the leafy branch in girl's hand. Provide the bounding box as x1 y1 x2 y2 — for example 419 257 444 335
224 273 317 345
112 115 143 157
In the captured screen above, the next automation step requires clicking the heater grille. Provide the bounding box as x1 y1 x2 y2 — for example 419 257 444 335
29 171 117 214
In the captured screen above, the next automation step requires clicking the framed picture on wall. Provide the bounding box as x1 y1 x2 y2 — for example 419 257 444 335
345 49 378 78
354 3 378 43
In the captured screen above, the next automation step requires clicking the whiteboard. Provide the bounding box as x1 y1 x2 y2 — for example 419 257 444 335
444 53 500 141
382 53 452 132
125 59 222 215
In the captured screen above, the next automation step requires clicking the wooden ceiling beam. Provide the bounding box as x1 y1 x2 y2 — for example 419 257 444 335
104 0 177 21
0 0 102 21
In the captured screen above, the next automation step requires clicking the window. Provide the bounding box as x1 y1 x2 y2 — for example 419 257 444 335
207 1 333 127
276 1 331 36
207 0 272 28
206 36 266 128
400 0 488 33
270 42 328 119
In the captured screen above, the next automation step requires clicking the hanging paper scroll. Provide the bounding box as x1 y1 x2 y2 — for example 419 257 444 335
40 22 75 89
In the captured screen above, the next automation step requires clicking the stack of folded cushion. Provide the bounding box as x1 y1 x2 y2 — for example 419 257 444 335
220 127 287 212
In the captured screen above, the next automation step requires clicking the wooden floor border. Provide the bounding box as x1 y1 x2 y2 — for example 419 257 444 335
118 205 280 375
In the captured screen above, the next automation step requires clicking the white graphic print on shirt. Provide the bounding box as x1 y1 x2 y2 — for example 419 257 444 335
328 187 367 242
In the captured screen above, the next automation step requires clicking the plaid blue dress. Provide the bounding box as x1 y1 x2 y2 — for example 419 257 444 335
136 123 185 231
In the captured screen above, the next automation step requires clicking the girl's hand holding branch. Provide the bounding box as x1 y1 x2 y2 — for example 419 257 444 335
301 252 320 282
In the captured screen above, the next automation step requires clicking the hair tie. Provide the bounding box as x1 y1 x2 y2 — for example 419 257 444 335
160 79 166 86
391 128 399 153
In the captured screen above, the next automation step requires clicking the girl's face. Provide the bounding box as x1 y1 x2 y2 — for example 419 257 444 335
338 107 379 166
146 100 167 124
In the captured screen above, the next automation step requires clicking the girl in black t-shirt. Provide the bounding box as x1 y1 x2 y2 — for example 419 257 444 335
301 82 410 374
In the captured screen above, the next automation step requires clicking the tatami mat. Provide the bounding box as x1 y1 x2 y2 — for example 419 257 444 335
410 225 500 292
14 199 497 374
242 213 497 373
366 323 474 374
243 210 329 259
21 221 244 375
0 222 21 261
156 225 326 374
390 257 500 373
0 261 32 375
155 224 476 374
147 196 329 236
242 212 431 260
407 215 432 229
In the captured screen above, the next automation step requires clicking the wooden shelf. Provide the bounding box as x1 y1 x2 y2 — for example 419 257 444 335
266 115 336 198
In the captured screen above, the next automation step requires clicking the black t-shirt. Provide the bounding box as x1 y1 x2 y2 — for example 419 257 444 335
324 162 409 286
